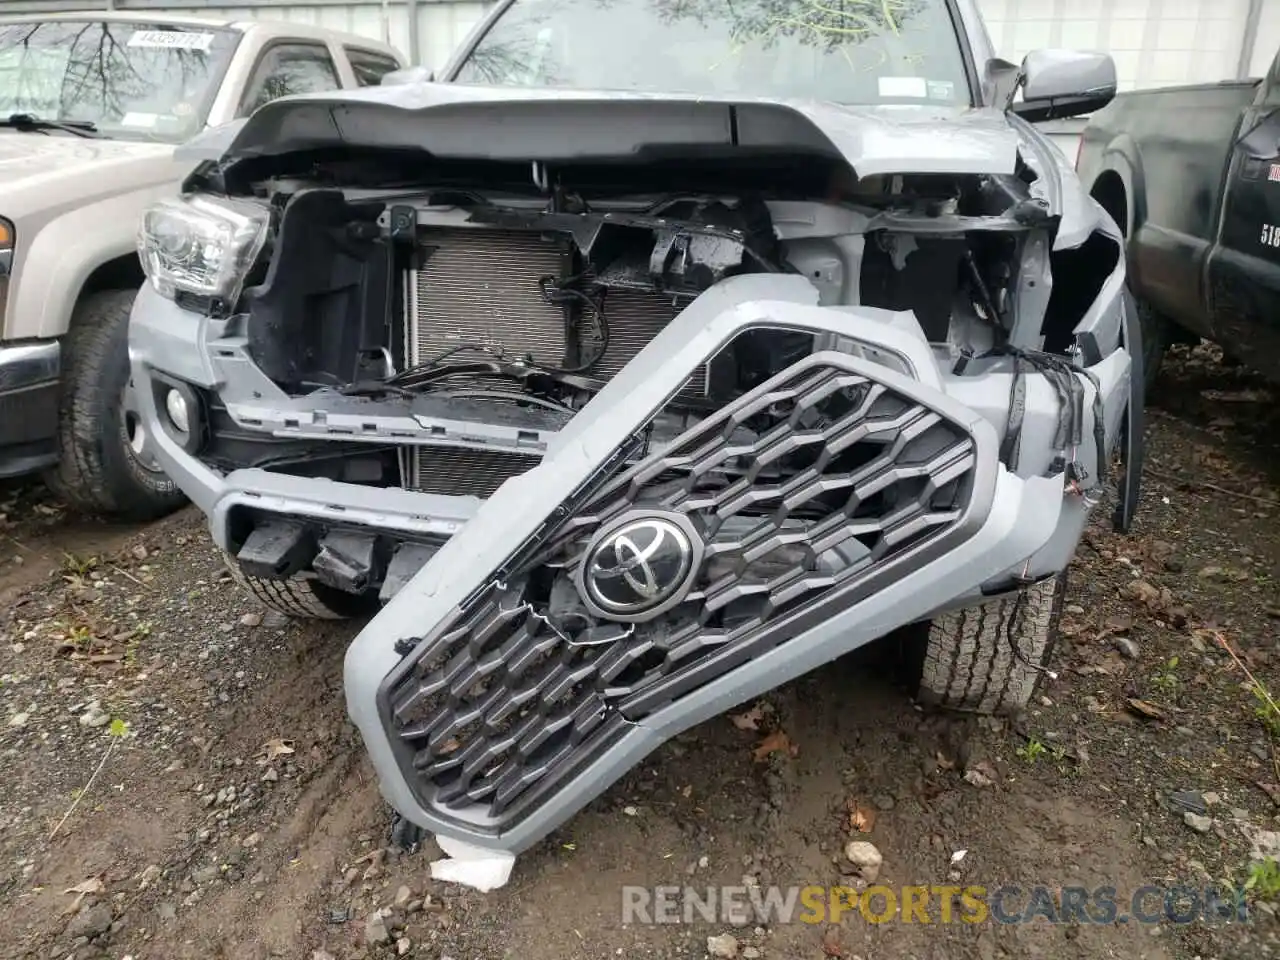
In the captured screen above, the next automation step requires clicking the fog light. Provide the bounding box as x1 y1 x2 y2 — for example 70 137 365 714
164 388 190 434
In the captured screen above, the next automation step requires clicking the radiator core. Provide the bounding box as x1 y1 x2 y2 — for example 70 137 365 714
404 226 699 497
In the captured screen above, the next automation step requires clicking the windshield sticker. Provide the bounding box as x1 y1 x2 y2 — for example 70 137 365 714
121 112 160 129
927 80 956 101
127 30 215 52
878 76 928 99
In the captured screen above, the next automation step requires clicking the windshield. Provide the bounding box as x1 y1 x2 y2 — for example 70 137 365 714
0 21 240 141
453 0 971 105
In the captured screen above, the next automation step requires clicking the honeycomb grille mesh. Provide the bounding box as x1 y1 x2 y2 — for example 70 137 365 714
383 357 978 824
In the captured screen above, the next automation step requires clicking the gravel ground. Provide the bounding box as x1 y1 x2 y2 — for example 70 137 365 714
0 345 1277 960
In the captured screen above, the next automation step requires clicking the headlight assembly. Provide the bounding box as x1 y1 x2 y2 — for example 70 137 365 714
138 196 268 306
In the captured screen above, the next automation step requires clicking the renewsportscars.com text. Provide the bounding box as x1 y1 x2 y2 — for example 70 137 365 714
621 884 1249 926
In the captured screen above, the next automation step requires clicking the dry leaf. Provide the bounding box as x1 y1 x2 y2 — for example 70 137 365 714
848 804 876 833
1256 781 1280 807
438 738 461 755
935 752 955 771
963 767 995 788
821 924 844 957
730 704 765 731
752 730 798 762
256 738 296 765
681 784 693 798
61 877 104 915
1125 698 1165 721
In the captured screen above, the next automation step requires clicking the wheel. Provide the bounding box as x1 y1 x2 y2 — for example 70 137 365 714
45 288 187 521
917 574 1066 715
222 551 378 621
1134 296 1172 398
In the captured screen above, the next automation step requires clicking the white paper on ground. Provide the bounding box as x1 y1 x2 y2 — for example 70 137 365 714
428 834 516 892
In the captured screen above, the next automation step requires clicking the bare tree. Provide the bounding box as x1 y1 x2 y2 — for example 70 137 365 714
0 20 220 133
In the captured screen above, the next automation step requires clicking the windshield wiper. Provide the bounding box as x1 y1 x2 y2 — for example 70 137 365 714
0 114 100 138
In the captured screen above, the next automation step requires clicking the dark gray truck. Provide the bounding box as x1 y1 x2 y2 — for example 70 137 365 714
1077 51 1280 390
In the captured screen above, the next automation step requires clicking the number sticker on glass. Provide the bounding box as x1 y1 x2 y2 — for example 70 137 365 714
878 77 929 98
127 30 215 52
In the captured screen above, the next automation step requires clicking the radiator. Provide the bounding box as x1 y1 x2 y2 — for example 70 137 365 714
407 447 543 498
404 226 699 497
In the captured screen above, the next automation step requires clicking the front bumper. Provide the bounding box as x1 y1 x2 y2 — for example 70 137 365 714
130 273 1133 854
0 339 60 478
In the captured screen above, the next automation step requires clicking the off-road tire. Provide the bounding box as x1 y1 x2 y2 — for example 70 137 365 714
1135 296 1172 398
223 552 377 621
917 574 1065 715
46 289 186 521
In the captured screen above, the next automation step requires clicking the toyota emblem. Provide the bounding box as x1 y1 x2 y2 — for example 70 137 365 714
577 514 701 622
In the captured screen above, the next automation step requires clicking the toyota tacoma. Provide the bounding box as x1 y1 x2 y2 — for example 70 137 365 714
129 0 1142 857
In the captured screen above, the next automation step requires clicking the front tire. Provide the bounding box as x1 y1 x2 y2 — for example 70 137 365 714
917 575 1065 715
223 552 378 621
46 289 187 521
1134 296 1172 398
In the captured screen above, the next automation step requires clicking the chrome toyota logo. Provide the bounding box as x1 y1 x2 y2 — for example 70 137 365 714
577 514 701 622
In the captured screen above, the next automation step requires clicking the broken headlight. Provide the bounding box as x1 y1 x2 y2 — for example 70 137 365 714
138 196 268 306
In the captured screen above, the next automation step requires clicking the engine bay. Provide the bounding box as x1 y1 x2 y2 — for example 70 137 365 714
233 156 1061 401
176 148 1122 512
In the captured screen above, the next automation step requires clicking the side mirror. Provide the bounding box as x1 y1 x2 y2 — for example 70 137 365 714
1012 49 1117 122
381 64 435 86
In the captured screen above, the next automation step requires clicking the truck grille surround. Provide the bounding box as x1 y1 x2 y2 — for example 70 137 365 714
380 355 979 827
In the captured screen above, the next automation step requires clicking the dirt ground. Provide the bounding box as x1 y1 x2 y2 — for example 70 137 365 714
1 345 1278 960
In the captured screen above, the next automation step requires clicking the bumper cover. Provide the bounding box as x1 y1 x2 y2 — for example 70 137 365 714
0 339 60 477
130 274 1131 854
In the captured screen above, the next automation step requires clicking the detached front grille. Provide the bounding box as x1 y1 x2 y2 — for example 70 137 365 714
382 355 979 825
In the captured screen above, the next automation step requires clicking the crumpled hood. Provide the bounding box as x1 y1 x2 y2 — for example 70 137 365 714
0 132 178 221
216 83 1024 180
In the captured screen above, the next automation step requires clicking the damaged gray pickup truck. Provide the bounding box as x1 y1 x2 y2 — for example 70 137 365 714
130 0 1142 856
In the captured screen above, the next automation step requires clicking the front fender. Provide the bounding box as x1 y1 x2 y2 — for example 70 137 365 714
6 182 176 340
1096 133 1146 238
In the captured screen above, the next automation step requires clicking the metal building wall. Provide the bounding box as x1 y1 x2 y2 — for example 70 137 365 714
980 0 1258 91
